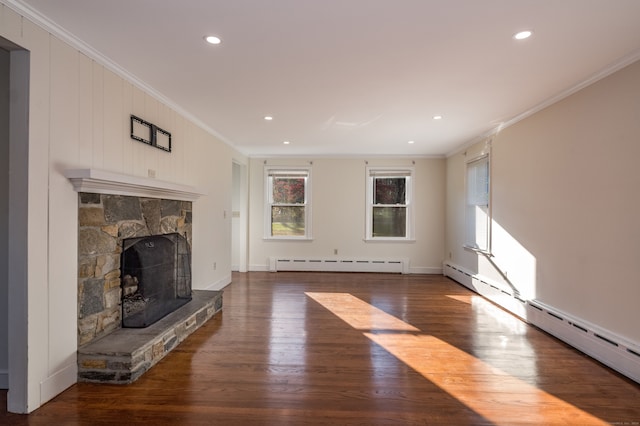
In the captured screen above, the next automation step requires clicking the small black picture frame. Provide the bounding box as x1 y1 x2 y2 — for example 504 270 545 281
130 115 153 146
154 126 172 152
130 115 172 152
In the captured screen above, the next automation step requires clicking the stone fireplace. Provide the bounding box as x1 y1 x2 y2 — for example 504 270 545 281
66 169 223 384
77 192 194 345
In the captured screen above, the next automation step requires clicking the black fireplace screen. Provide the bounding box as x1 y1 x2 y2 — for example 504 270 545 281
120 233 192 328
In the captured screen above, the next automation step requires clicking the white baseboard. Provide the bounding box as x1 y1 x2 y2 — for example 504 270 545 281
40 362 77 406
249 264 269 272
443 261 640 385
0 369 7 389
250 263 439 275
269 257 409 274
202 273 232 291
408 266 443 275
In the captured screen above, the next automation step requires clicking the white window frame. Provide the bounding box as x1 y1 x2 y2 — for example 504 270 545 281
264 166 312 240
464 154 491 253
365 166 415 242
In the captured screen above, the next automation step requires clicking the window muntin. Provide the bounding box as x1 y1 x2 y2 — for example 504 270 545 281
265 168 311 239
366 168 413 241
465 155 490 252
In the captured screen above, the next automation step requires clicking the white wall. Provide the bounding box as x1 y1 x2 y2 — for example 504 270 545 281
0 2 244 412
446 59 640 345
249 157 445 273
0 46 9 389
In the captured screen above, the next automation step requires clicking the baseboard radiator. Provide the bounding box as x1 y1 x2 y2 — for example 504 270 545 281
443 262 640 385
270 257 408 274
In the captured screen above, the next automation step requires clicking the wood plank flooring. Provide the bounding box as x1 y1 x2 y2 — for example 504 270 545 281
2 272 640 425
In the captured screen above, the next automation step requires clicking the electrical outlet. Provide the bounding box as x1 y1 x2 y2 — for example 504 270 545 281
213 262 217 270
334 249 338 255
147 168 156 178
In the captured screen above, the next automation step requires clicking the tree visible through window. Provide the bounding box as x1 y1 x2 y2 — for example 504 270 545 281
373 177 407 237
265 168 311 239
366 168 413 240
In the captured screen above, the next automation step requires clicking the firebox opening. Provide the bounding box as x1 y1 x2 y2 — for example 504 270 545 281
120 233 192 328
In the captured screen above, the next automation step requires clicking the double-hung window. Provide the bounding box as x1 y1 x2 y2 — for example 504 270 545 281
365 167 414 241
465 155 490 252
264 167 312 239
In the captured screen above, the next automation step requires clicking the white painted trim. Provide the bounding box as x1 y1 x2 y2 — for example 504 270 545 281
443 262 640 385
249 264 270 272
365 166 415 242
270 257 410 274
526 300 640 384
252 153 445 160
2 0 236 151
39 363 77 406
64 169 204 201
201 273 232 292
263 165 312 240
447 48 640 158
409 266 442 275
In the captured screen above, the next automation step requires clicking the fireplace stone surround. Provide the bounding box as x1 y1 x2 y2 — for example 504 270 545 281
67 169 222 383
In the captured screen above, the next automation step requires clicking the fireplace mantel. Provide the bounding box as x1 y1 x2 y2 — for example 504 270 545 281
64 169 203 201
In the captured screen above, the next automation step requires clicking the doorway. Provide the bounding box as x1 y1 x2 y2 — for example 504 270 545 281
231 161 248 272
1 35 30 413
0 46 9 391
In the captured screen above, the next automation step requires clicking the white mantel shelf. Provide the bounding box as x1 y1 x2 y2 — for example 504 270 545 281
64 169 204 201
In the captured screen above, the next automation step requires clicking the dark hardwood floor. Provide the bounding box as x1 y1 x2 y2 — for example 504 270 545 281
2 272 640 425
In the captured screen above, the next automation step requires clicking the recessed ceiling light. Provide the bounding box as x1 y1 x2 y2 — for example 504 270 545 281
283 141 290 145
513 30 533 40
204 35 222 45
264 116 273 121
433 115 443 120
408 140 415 144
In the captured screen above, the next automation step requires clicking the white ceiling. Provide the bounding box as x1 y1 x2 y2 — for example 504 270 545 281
13 0 640 157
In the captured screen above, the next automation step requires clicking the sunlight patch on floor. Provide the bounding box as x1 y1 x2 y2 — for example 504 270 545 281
308 291 608 426
305 292 419 332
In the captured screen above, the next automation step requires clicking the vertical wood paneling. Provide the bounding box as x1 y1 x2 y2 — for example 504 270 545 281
121 81 133 175
175 115 187 183
131 86 146 177
77 54 93 166
91 62 104 169
20 20 52 411
143 93 159 178
0 5 22 43
156 103 173 181
102 69 123 172
47 36 79 375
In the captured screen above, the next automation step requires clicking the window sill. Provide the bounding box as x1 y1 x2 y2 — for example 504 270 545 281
263 237 314 242
364 238 416 243
463 245 492 256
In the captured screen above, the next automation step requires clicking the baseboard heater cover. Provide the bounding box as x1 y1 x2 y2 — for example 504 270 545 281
270 257 408 274
443 262 640 385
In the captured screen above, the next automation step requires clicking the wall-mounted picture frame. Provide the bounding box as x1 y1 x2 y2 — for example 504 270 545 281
130 115 153 146
155 126 172 152
130 115 172 153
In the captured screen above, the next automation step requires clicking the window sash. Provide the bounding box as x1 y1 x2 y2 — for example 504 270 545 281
465 155 490 251
365 167 414 241
265 167 311 239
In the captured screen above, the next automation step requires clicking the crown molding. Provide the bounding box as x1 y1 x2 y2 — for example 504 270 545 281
447 48 640 158
2 0 236 150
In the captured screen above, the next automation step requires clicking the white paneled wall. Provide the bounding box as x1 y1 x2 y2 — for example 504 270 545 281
0 1 242 412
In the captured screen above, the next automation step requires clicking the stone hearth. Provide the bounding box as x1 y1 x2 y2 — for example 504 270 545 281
78 290 222 384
